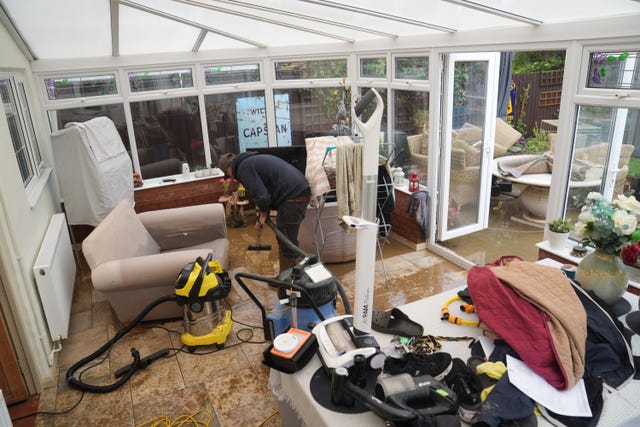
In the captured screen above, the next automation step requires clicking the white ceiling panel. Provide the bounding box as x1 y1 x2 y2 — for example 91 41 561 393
2 0 112 59
119 6 202 55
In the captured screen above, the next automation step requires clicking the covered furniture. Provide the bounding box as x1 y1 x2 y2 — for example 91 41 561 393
51 117 134 226
82 200 229 323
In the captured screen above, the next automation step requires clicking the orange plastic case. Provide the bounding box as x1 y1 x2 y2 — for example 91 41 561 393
263 327 318 373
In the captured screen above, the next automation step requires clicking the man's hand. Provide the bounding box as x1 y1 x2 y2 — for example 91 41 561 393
255 211 267 230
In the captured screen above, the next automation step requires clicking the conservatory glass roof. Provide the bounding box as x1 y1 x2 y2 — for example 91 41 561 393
2 0 640 61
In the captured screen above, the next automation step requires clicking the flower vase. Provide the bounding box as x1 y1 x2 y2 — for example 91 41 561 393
576 247 628 305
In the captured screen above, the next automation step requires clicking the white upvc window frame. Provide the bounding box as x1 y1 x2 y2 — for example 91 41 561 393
357 53 389 84
126 66 195 94
391 52 431 84
200 62 262 88
1 72 51 206
577 42 640 101
271 56 348 82
38 70 121 107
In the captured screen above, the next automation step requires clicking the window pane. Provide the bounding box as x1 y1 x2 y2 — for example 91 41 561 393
1 79 34 185
18 83 42 167
203 90 266 160
567 106 640 221
273 86 352 146
130 97 204 177
448 59 489 227
48 104 129 151
129 68 193 92
274 59 347 80
44 74 117 100
395 56 429 80
393 90 429 180
587 51 640 89
204 64 260 86
360 58 387 79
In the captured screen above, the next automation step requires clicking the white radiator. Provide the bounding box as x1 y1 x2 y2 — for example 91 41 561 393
33 213 77 341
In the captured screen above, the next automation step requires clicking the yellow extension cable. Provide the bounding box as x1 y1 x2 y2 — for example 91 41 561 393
136 409 211 427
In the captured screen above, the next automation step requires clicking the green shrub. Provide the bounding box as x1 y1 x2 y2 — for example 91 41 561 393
548 218 574 233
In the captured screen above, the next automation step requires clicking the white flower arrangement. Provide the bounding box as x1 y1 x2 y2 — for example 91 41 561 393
573 192 640 254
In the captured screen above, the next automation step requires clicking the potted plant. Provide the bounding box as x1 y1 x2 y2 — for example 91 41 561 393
547 217 573 250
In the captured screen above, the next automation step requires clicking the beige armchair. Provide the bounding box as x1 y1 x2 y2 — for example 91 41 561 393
407 133 428 174
574 143 635 196
82 201 229 323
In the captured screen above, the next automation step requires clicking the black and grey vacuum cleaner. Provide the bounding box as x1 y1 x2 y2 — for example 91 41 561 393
236 217 352 340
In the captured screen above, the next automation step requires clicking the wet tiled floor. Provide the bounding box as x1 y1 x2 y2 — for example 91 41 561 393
29 214 470 426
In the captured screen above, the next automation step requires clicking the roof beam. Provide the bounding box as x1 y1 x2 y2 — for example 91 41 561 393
170 0 356 43
298 0 456 33
441 0 543 25
110 0 119 56
193 29 207 52
210 0 398 39
117 0 268 48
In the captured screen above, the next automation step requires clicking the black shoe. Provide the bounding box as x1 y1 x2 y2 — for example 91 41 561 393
467 356 498 391
444 358 482 423
384 352 453 381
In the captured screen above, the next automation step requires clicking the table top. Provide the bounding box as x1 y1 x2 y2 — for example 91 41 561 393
134 168 224 190
271 258 640 426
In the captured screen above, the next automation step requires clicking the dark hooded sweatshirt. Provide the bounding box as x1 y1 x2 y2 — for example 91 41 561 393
231 152 309 213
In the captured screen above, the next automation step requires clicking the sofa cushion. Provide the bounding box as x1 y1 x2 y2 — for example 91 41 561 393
453 123 483 143
495 118 522 154
82 200 160 269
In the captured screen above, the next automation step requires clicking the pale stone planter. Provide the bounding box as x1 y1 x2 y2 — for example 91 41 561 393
548 230 569 250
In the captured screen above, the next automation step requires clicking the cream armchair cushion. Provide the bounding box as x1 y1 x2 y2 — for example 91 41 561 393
82 201 161 268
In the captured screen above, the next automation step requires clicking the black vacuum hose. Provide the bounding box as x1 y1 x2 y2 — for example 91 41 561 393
264 218 352 315
265 217 312 259
66 294 177 393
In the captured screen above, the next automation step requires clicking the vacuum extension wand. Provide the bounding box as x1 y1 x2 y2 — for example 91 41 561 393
248 222 271 251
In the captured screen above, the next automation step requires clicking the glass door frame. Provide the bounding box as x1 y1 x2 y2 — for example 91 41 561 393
437 52 500 241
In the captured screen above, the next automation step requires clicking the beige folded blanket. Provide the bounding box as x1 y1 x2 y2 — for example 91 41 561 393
498 154 553 178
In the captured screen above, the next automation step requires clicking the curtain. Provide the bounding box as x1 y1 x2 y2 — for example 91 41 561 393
497 52 515 119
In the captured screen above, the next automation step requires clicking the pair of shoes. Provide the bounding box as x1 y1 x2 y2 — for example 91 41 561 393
444 357 482 423
383 352 453 381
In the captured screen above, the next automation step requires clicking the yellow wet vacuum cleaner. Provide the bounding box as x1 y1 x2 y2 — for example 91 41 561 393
175 253 233 351
66 252 232 393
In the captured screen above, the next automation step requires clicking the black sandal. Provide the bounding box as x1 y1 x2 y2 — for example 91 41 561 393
371 307 424 337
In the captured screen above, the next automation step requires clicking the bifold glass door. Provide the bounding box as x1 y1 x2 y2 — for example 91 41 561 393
438 52 499 241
